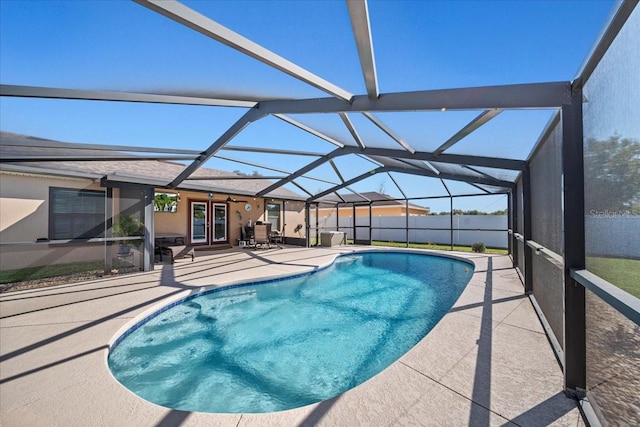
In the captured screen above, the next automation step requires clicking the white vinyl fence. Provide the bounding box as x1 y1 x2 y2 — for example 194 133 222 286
585 215 640 259
312 214 509 248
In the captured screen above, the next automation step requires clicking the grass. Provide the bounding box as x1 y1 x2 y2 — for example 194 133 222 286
371 241 508 254
586 257 640 299
0 261 104 285
309 237 507 254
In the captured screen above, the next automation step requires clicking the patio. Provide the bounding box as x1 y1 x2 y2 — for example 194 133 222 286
0 247 582 426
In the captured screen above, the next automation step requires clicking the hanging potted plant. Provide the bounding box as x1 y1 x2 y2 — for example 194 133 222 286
113 214 144 254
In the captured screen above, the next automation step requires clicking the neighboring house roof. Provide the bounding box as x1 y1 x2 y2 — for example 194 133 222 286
0 132 304 201
318 191 428 211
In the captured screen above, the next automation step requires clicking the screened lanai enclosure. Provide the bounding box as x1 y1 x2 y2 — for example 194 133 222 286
0 1 639 425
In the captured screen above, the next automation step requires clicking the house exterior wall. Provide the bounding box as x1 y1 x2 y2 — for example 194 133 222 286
318 205 427 218
152 192 306 245
283 201 306 238
0 171 105 271
0 171 307 272
154 191 270 246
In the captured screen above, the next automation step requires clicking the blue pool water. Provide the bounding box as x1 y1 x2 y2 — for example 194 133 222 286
108 252 473 413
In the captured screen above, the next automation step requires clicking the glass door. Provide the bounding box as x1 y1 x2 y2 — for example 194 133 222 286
191 202 208 244
266 202 281 231
212 204 227 242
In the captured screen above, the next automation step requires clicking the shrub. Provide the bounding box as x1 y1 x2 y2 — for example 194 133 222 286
471 242 486 253
113 215 144 251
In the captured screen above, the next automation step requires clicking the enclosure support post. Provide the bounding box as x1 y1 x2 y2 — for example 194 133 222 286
104 187 113 273
405 199 409 248
523 165 533 293
368 202 373 245
562 84 586 396
353 203 357 245
511 189 518 269
282 201 286 244
450 196 454 251
315 203 320 246
304 203 310 248
507 190 512 259
143 186 154 272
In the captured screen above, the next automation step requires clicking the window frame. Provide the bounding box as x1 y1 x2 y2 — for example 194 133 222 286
49 187 106 240
265 202 282 231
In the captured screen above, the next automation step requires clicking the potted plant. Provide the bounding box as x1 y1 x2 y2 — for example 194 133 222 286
113 214 144 254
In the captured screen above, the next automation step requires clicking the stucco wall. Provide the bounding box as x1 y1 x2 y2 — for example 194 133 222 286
153 192 306 245
0 172 105 271
283 201 306 239
0 172 307 271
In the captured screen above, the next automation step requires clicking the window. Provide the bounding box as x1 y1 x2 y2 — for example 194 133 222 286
49 188 105 239
153 192 179 213
266 202 281 231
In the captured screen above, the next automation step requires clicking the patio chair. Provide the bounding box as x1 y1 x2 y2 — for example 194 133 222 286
154 238 172 263
253 223 272 249
270 225 284 247
167 236 194 263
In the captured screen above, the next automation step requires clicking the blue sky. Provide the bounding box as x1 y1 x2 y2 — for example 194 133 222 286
0 0 616 212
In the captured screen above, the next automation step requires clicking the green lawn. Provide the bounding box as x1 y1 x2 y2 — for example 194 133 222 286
371 241 508 254
586 257 640 299
0 261 104 285
309 237 507 255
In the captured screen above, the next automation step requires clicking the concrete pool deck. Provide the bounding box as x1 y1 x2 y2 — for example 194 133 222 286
0 247 584 426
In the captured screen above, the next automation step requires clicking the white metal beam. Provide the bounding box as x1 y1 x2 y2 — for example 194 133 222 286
220 145 325 157
309 165 514 201
0 84 255 108
257 143 524 199
339 113 366 148
329 159 346 183
0 155 197 162
387 172 407 199
362 112 415 153
184 175 286 180
134 0 353 101
433 109 502 156
347 0 379 100
257 147 352 197
168 108 265 188
273 114 345 148
258 82 571 114
0 137 202 155
213 153 338 186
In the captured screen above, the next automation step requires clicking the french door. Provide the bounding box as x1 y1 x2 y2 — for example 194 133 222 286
190 201 227 244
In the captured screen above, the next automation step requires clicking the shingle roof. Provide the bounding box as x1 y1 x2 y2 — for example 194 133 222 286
0 132 304 200
318 191 428 210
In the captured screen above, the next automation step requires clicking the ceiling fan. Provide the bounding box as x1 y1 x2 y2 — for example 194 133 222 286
226 196 248 203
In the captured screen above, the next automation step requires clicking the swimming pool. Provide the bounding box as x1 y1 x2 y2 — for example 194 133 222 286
108 251 473 413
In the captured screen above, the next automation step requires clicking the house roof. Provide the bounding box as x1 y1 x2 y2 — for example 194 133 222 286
318 191 428 211
0 132 305 201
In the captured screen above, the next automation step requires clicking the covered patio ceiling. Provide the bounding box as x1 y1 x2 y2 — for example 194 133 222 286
0 0 614 203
